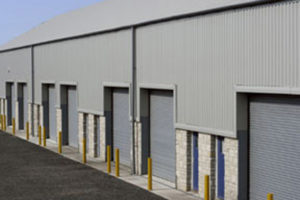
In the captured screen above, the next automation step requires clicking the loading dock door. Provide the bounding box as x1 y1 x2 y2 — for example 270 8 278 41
49 86 56 141
23 85 28 129
68 87 78 148
150 90 175 183
6 84 12 126
112 88 131 166
18 84 24 130
249 95 300 200
11 84 15 124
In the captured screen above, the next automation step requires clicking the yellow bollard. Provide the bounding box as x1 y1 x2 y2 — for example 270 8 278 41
82 138 87 164
148 157 152 190
58 131 62 154
26 122 29 140
12 118 15 135
115 148 120 177
3 115 6 131
205 175 209 200
43 127 46 147
107 145 111 173
38 125 41 145
267 193 273 200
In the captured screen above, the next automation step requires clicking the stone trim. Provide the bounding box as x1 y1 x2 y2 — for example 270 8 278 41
99 116 106 161
88 114 96 157
15 101 19 130
56 108 62 139
224 138 238 200
78 112 84 154
198 133 216 200
28 103 32 135
135 121 142 175
39 105 44 127
33 104 40 136
176 129 191 191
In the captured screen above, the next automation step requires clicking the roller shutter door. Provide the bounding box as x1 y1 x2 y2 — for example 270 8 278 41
18 85 24 130
150 90 175 183
68 87 78 148
49 86 56 141
23 85 28 129
249 95 300 200
113 88 131 166
6 84 12 126
11 84 15 122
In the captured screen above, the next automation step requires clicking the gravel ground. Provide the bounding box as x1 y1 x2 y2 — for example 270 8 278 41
0 132 165 200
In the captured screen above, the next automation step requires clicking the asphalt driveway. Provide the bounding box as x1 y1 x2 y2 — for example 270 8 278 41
0 132 165 200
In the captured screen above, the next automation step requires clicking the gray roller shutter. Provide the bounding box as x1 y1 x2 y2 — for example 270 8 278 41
249 95 300 200
18 84 24 130
11 84 15 120
49 86 56 141
23 85 28 128
68 87 78 148
6 84 12 126
113 88 131 166
150 90 175 183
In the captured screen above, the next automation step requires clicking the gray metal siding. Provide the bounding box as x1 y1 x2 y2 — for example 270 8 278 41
113 88 131 166
0 0 262 51
49 86 56 141
150 90 175 183
249 95 300 200
0 48 32 101
68 87 78 148
34 30 132 112
136 1 300 137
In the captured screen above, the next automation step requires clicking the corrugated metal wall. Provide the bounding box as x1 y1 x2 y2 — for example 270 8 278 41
0 48 32 101
136 1 300 136
34 29 132 113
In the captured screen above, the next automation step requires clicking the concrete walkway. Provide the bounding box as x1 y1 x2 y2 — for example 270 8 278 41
5 127 200 200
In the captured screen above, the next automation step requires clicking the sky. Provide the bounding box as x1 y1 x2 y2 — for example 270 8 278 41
0 0 103 45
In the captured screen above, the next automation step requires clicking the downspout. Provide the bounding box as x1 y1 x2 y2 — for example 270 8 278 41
131 27 136 174
31 46 35 135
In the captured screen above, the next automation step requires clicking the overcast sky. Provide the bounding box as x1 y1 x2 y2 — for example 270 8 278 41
0 0 103 45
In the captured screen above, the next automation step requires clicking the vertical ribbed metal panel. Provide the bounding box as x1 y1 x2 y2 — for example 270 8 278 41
68 87 78 148
23 85 28 129
34 30 132 112
18 84 24 130
11 84 15 119
113 88 131 166
249 95 300 200
136 1 299 136
49 86 56 141
150 90 175 183
0 48 32 101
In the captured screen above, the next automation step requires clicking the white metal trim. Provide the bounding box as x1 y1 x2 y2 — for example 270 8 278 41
59 81 78 86
41 80 56 85
176 123 235 138
102 82 132 121
77 108 102 116
137 83 177 124
234 86 300 139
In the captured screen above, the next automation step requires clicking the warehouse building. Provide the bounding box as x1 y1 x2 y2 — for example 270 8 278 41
0 0 299 199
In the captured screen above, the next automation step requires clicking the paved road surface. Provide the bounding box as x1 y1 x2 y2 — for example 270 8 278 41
0 132 165 200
